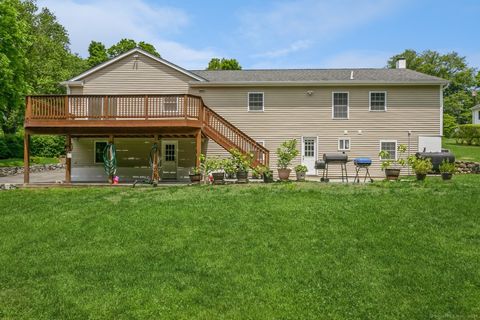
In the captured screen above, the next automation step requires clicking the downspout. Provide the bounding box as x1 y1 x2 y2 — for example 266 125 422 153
440 82 450 136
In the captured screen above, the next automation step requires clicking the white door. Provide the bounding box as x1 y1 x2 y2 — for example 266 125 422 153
302 137 316 174
161 140 178 180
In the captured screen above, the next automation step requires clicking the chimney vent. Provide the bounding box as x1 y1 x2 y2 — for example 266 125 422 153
396 58 406 69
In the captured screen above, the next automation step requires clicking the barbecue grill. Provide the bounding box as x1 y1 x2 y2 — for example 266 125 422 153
353 157 373 183
321 153 349 182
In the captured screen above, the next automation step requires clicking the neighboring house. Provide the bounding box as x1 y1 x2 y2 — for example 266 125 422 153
472 105 480 125
23 48 448 183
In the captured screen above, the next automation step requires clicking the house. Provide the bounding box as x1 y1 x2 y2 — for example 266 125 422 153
23 48 448 183
472 105 480 125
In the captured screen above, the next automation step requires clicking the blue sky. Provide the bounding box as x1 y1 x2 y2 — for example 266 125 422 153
39 0 480 70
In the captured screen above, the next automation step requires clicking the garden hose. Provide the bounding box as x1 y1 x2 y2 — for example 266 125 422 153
103 143 117 178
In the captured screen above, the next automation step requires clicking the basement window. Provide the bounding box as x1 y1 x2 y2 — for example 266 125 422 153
338 138 350 151
94 141 107 164
248 92 264 112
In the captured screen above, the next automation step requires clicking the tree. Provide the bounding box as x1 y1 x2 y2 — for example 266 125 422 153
0 0 29 134
87 41 108 67
387 49 477 124
206 58 242 70
107 39 160 58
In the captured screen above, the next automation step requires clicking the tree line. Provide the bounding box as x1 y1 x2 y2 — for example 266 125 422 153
1 0 478 139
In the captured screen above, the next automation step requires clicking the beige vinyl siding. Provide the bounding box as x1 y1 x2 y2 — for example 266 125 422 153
194 85 441 177
80 52 192 95
69 86 83 94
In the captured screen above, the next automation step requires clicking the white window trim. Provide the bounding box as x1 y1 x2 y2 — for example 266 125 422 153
338 138 351 151
94 140 108 164
379 140 398 161
247 92 264 112
332 91 349 119
369 91 387 112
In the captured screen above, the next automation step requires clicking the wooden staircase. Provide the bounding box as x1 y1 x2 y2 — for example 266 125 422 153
201 104 269 167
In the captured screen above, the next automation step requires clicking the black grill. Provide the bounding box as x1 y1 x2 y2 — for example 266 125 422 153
320 153 349 182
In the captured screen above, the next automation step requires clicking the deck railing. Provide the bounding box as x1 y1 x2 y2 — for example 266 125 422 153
25 94 269 166
26 94 202 120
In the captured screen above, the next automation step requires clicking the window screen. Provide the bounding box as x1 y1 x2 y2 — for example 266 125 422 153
380 141 397 160
370 92 386 111
248 93 264 111
333 92 348 118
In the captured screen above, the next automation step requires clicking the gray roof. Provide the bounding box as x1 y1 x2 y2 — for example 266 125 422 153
190 68 447 84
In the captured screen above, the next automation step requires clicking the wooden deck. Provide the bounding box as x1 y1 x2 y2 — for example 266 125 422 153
23 94 269 184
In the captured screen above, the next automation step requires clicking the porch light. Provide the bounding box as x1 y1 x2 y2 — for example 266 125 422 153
358 130 362 135
343 130 348 135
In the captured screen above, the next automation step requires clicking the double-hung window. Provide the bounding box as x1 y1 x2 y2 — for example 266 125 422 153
338 138 350 151
248 92 264 112
370 91 387 111
380 140 397 160
94 141 107 164
332 92 349 119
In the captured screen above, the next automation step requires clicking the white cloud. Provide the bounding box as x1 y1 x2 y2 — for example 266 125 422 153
38 0 218 69
252 40 313 58
322 50 394 68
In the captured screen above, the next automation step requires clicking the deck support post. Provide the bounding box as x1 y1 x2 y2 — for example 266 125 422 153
108 135 114 184
65 134 72 184
24 131 30 185
195 129 202 168
152 134 160 185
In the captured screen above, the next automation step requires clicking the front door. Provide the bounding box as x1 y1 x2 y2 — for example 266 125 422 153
302 137 316 175
161 140 178 180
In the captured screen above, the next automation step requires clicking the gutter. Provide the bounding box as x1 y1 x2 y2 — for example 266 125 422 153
189 80 449 87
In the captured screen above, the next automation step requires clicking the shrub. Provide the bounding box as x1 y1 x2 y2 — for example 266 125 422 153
31 135 65 157
294 164 308 173
0 134 23 159
276 139 299 169
455 124 480 145
443 114 458 138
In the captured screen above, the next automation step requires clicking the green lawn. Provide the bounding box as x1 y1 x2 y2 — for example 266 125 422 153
0 156 59 167
443 138 480 162
1 177 479 319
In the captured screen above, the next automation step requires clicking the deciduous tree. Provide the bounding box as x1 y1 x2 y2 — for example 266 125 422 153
206 58 242 70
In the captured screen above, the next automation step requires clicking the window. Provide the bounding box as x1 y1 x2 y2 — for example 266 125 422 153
338 138 350 151
94 141 107 164
164 96 178 113
164 143 175 161
370 91 387 111
380 140 397 160
332 92 349 119
248 92 264 111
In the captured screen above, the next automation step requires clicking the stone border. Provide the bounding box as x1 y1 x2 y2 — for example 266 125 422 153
455 161 480 174
0 164 65 177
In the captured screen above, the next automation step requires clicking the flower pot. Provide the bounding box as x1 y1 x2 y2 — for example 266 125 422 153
263 171 274 183
416 173 427 181
277 168 291 181
189 173 202 183
385 168 400 180
211 172 225 185
441 172 452 180
236 170 248 183
296 171 306 181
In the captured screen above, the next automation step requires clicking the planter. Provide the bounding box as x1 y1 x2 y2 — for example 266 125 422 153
189 173 202 183
236 170 248 183
416 173 427 181
441 172 453 180
277 168 291 181
211 172 225 185
385 168 401 180
263 171 274 183
296 171 306 181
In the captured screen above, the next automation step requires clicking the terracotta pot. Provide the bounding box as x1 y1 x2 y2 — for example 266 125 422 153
263 171 274 183
296 171 306 181
211 172 225 185
277 168 291 181
385 168 400 180
236 170 248 183
441 172 452 180
189 174 202 183
416 173 427 181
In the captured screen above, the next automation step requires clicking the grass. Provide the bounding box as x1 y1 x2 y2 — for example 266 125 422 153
1 176 479 319
443 138 480 162
0 156 59 167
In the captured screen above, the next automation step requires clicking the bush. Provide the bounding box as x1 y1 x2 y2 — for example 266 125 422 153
31 135 65 158
454 124 480 145
443 114 458 138
0 134 23 159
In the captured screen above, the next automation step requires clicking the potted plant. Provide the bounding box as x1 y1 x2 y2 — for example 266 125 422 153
439 159 455 180
252 165 262 179
276 139 299 181
223 158 237 179
189 166 202 183
408 155 433 181
379 144 407 180
230 148 254 183
199 154 224 184
256 165 274 183
295 164 308 181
